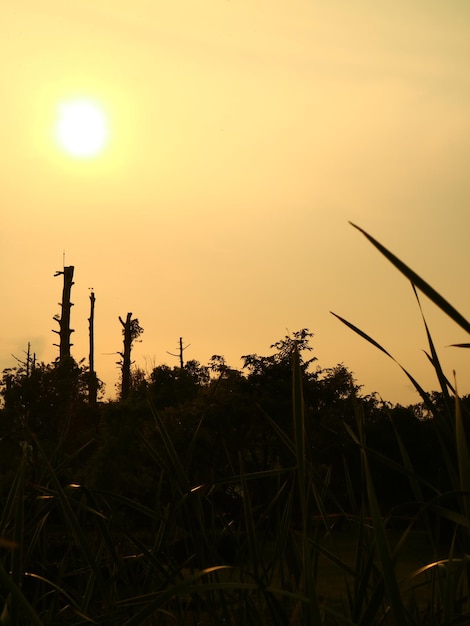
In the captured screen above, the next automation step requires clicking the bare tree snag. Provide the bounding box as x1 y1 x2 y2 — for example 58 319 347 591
11 342 36 376
118 313 143 400
53 266 75 362
88 290 98 404
119 313 132 401
167 337 190 369
26 341 31 377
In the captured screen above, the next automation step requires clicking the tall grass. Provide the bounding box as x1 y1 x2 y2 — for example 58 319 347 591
332 222 470 624
1 222 469 624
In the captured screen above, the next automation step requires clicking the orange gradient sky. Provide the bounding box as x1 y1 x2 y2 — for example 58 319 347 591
2 0 469 404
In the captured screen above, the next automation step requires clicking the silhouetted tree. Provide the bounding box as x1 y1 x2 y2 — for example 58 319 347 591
167 337 190 369
53 266 75 362
0 359 89 442
118 313 144 400
242 328 316 376
88 290 99 404
148 360 209 409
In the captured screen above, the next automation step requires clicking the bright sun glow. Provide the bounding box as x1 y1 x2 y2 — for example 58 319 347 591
55 99 108 158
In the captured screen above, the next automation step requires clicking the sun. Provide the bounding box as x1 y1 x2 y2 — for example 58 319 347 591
55 99 108 158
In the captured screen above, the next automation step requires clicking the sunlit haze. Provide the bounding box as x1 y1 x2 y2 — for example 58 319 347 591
2 1 469 404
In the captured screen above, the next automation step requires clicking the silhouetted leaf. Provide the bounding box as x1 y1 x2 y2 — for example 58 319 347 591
350 222 470 334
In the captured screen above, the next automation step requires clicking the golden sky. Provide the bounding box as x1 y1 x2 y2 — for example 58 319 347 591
2 0 470 404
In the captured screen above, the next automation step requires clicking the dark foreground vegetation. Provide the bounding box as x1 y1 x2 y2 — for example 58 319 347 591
1 330 470 625
1 225 470 624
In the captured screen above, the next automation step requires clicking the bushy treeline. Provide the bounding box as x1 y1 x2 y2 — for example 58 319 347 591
1 329 464 513
1 329 470 624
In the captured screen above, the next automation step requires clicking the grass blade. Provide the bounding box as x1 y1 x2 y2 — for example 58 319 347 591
412 284 453 406
362 445 410 625
291 344 323 626
455 390 470 523
0 561 43 626
122 567 232 626
34 438 110 615
350 222 470 334
331 311 434 411
148 399 190 495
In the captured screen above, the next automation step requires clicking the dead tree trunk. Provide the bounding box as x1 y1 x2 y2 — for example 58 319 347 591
88 290 98 404
177 337 184 369
118 313 143 400
53 266 75 362
26 341 31 377
11 342 36 377
119 313 132 400
167 337 190 369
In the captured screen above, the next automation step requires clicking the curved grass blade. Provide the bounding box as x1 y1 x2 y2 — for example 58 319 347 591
0 459 26 533
331 311 434 412
423 351 455 396
147 399 190 495
0 561 43 626
350 222 470 334
33 438 110 615
361 446 410 625
0 460 27 626
239 457 261 582
25 571 86 613
291 345 323 626
455 391 470 522
122 567 234 626
9 460 25 626
292 346 306 517
412 284 453 409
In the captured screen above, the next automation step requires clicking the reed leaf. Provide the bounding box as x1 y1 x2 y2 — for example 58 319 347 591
331 311 435 413
33 438 110 615
121 566 234 626
0 459 26 534
292 345 306 517
442 535 458 626
291 344 323 626
387 416 440 547
455 391 470 523
413 284 452 399
240 458 262 585
361 446 410 625
0 460 27 626
0 562 42 626
148 400 190 495
10 461 25 589
350 222 470 334
423 350 456 395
